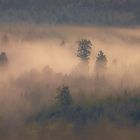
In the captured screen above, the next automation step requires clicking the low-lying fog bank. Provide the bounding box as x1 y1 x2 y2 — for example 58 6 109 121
0 25 139 140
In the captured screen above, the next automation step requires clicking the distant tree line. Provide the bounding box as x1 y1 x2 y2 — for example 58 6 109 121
0 0 139 26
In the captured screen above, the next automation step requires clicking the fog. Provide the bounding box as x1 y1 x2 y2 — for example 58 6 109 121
0 24 140 106
0 25 140 84
0 24 139 140
1 25 140 71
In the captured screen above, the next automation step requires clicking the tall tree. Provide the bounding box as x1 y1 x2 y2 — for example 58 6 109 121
56 86 72 114
96 50 107 69
75 39 92 76
76 39 92 62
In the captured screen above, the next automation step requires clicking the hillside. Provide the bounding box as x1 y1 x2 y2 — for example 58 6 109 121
0 0 139 26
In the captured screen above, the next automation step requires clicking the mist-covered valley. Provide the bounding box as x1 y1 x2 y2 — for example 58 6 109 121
0 25 140 140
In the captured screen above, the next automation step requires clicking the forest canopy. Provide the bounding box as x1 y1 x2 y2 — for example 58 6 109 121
0 0 139 26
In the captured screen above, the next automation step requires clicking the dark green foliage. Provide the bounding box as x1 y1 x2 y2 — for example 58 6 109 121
77 39 92 62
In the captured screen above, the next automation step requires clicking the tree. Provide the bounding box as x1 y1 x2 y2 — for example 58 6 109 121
0 52 8 66
96 50 107 69
76 39 92 62
95 50 107 85
75 39 92 76
56 86 72 114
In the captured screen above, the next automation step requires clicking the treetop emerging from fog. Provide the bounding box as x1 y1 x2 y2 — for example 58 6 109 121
77 39 92 62
96 50 107 69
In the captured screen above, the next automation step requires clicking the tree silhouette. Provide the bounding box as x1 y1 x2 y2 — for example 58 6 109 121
0 52 8 66
75 39 92 75
76 39 92 62
56 86 72 114
95 50 108 84
96 50 107 69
